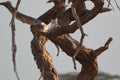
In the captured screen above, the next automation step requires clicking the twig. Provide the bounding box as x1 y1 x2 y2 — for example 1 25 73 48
55 45 60 56
104 37 113 47
93 37 113 57
38 75 42 80
71 0 87 70
9 0 21 80
107 0 111 7
107 0 115 11
114 0 120 11
10 20 19 80
0 1 42 25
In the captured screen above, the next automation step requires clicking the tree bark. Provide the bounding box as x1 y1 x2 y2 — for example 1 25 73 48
0 0 113 80
31 33 58 80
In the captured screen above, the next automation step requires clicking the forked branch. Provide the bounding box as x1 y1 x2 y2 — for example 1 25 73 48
0 0 114 80
0 1 42 25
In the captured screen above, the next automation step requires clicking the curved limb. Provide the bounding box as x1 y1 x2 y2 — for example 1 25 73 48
10 0 21 80
71 0 87 70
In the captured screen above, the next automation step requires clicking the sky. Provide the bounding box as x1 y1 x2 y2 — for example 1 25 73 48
0 0 120 80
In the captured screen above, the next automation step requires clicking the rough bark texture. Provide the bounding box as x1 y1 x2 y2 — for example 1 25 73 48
0 0 113 80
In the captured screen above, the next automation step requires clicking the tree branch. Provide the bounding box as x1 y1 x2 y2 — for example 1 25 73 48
0 1 42 25
37 0 66 24
1 0 114 80
100 7 112 13
48 33 112 80
67 0 104 33
43 0 104 38
9 0 21 80
92 37 113 57
71 0 87 69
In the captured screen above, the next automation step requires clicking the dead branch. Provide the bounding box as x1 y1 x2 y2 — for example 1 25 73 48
48 33 113 80
9 0 21 80
107 0 114 10
43 0 104 38
70 0 87 70
55 44 60 56
100 7 112 13
92 37 113 57
47 0 65 15
0 1 42 25
0 0 114 80
114 0 120 11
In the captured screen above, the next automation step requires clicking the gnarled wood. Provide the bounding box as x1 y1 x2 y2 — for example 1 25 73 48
0 0 113 80
31 33 58 80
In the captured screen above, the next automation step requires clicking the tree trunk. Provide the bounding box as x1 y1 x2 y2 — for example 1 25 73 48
31 33 58 80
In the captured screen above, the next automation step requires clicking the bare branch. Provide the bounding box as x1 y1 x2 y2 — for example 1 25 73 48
104 37 113 47
107 0 114 10
67 0 104 33
71 0 87 70
43 0 104 38
1 0 114 80
99 7 112 13
55 45 60 56
0 1 42 25
47 0 66 17
114 0 120 11
44 0 105 71
10 0 21 80
93 37 113 57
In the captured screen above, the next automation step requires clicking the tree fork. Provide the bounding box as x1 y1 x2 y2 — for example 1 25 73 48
48 35 112 80
0 0 113 80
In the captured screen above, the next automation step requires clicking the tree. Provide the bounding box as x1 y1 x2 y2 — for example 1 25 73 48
0 0 119 80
